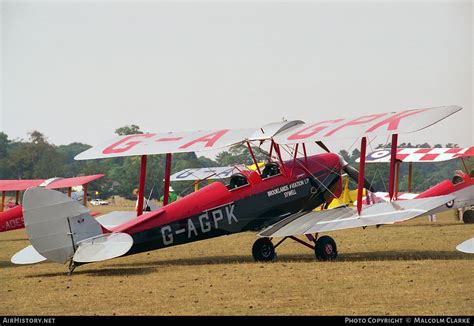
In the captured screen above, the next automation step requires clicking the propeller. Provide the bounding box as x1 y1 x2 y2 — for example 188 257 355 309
315 141 377 193
342 162 377 193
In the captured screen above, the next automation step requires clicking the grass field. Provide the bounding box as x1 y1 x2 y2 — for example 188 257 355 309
0 206 472 316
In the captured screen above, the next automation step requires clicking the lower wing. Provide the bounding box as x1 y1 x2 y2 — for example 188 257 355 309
259 195 455 238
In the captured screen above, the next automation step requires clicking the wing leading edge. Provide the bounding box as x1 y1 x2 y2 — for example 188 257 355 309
259 195 455 238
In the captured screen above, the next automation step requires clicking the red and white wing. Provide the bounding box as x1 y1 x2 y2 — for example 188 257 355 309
259 195 455 237
358 147 474 163
75 129 256 160
273 106 461 144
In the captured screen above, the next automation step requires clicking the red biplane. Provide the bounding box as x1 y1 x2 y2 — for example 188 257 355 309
356 147 474 222
11 106 466 273
0 175 104 232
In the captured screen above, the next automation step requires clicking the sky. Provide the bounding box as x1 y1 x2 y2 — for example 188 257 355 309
1 0 473 158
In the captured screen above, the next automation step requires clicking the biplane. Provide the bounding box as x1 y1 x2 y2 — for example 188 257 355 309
0 175 104 232
11 105 465 274
356 147 474 222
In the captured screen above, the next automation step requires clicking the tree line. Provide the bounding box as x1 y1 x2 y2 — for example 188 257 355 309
0 125 468 200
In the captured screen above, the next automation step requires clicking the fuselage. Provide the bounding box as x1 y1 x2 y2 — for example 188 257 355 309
416 171 474 213
111 153 344 256
365 171 474 214
0 205 24 232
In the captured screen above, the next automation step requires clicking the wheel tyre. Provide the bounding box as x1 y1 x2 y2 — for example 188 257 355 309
463 210 474 224
314 235 338 261
252 238 275 262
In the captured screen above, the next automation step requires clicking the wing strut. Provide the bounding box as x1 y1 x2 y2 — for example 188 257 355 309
302 143 308 167
163 153 172 206
357 137 367 215
460 157 469 174
246 142 261 174
83 184 88 207
137 155 147 216
408 162 413 192
268 140 274 162
274 143 287 176
388 134 398 200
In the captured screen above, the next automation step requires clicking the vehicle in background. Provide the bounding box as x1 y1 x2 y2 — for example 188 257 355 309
90 199 109 206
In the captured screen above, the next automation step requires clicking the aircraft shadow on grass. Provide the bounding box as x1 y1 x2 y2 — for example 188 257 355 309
108 250 472 267
13 249 472 278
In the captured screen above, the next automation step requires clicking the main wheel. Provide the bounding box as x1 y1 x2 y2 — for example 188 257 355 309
314 235 338 261
463 210 474 224
252 238 275 262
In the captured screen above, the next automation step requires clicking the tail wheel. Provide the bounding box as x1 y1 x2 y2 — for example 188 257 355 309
314 235 338 261
252 238 275 262
463 210 474 224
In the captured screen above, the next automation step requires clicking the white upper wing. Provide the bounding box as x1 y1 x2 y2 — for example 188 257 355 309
273 106 461 144
74 106 460 160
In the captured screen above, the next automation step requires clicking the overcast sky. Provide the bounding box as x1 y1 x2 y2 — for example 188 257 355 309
1 0 472 157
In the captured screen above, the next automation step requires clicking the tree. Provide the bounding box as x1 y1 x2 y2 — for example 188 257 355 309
6 130 64 179
0 132 10 157
57 142 92 177
115 125 143 136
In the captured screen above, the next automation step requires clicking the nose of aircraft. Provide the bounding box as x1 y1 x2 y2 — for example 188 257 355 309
337 154 377 192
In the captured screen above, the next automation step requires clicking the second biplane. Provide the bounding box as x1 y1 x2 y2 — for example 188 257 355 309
11 105 464 273
0 175 104 233
356 146 474 222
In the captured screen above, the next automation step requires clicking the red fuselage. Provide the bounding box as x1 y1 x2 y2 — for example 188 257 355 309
112 153 343 255
416 171 474 211
0 206 24 232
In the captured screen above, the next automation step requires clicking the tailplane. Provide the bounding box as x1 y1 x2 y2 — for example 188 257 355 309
11 188 133 266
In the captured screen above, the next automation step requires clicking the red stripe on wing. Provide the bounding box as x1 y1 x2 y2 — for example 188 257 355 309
420 154 439 161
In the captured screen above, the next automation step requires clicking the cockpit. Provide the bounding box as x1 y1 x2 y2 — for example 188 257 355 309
226 162 282 190
452 170 469 185
228 173 249 190
261 162 281 179
452 174 464 185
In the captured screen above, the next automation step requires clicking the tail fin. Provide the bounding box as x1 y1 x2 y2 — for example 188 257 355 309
17 188 104 264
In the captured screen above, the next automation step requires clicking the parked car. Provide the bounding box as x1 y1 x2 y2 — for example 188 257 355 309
90 199 109 206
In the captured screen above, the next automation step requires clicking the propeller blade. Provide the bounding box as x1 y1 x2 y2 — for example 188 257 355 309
343 164 377 193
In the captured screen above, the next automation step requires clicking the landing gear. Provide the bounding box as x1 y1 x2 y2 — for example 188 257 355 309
463 210 474 224
252 238 276 262
314 235 338 261
67 260 83 276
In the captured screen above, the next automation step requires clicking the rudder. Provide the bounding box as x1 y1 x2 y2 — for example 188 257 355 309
20 188 103 264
